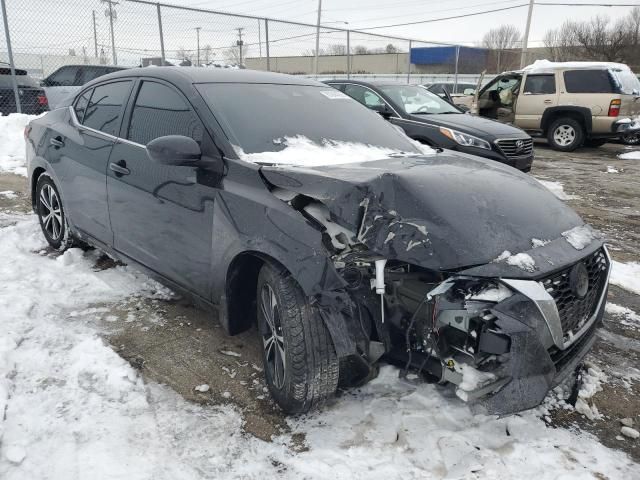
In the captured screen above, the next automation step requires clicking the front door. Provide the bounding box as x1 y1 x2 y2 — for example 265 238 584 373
515 73 559 130
106 80 217 298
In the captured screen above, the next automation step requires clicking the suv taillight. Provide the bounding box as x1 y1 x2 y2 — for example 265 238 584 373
37 94 48 106
608 99 621 117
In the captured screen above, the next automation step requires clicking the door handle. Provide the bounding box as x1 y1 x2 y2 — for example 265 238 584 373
50 136 64 148
109 160 130 176
544 99 553 104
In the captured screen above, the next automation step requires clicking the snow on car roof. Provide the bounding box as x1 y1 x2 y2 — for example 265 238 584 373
523 59 632 73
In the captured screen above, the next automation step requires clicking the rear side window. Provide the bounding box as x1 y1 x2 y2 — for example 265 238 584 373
523 74 556 95
74 89 92 122
46 66 79 87
563 70 614 93
343 84 386 108
127 81 203 145
82 81 132 136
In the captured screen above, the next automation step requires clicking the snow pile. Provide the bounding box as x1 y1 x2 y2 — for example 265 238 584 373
561 224 601 250
610 260 640 295
0 215 637 479
606 166 619 173
469 283 513 302
0 114 36 176
235 135 433 167
606 303 640 328
455 363 497 393
494 250 536 272
535 178 576 200
531 238 549 248
524 59 630 73
574 363 607 421
619 150 640 160
0 190 18 199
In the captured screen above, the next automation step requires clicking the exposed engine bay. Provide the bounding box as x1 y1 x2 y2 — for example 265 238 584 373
267 160 611 415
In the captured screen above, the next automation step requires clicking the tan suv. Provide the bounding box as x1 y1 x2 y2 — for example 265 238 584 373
469 61 640 151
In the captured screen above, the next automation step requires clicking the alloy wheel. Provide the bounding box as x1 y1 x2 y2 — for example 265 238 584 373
39 184 63 241
553 125 576 147
260 283 286 389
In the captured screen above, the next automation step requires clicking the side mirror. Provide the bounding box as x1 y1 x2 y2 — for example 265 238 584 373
371 104 393 119
146 135 202 166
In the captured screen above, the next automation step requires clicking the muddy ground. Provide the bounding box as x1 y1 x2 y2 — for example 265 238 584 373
1 141 639 458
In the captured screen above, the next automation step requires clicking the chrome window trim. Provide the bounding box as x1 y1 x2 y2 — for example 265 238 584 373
69 105 146 149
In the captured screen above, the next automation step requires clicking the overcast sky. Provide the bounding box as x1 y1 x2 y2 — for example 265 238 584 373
2 0 637 66
178 0 636 46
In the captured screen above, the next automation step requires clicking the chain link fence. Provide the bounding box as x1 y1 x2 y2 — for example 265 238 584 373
1 0 514 114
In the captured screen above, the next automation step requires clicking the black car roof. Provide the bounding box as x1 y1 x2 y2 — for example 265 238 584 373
84 67 323 90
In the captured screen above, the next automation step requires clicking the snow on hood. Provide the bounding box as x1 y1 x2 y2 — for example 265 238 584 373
234 135 435 167
523 59 631 73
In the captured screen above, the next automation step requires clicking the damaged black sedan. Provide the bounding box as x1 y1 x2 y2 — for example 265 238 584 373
26 67 610 415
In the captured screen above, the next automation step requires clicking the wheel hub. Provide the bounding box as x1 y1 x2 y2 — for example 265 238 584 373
553 125 576 147
260 284 286 389
39 184 63 241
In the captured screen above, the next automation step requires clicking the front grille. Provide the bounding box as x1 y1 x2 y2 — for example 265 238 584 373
541 248 609 338
496 138 534 159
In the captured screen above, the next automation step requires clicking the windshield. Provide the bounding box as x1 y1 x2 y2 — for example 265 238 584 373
611 69 640 95
196 83 420 156
379 84 461 114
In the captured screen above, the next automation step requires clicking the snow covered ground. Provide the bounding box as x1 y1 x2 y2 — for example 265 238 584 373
1 216 637 479
1 114 639 478
0 114 34 177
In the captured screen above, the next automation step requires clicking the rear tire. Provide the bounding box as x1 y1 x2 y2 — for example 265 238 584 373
35 175 73 251
257 263 339 414
547 117 584 151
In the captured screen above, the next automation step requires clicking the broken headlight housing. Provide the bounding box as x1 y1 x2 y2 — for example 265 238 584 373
439 127 491 150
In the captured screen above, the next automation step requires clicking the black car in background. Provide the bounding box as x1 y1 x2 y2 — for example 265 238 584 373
26 68 607 416
326 80 534 171
0 67 49 115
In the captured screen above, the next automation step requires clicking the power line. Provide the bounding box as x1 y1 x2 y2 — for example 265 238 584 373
355 4 530 31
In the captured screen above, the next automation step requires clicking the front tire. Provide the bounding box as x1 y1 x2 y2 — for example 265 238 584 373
622 132 640 145
257 263 339 414
547 117 584 151
35 175 73 251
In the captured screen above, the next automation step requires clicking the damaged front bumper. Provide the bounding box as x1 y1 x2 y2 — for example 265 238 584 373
437 247 611 415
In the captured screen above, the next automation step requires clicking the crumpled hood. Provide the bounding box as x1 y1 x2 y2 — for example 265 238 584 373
261 151 592 275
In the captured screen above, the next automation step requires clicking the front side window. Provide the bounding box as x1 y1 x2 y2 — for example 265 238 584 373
563 70 614 93
128 81 203 145
196 83 418 156
82 81 132 136
74 89 92 123
343 84 387 109
379 85 460 114
523 74 556 95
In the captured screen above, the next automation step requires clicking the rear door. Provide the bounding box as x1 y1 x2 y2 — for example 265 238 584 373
53 80 133 242
106 79 216 297
515 73 558 130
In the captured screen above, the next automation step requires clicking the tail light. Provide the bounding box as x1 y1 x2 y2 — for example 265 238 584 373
37 94 48 106
608 99 621 117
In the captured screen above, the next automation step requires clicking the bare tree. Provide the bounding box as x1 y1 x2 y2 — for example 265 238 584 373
176 46 193 63
353 45 369 55
223 44 250 65
385 43 400 54
327 44 347 56
202 44 213 64
482 24 521 50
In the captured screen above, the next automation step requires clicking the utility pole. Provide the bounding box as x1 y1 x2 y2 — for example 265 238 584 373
520 0 534 68
101 0 118 65
195 27 201 66
1 0 21 113
314 0 322 76
92 10 98 58
258 19 262 58
236 27 244 66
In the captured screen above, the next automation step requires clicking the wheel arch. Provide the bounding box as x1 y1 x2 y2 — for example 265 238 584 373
30 166 47 212
541 106 592 135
